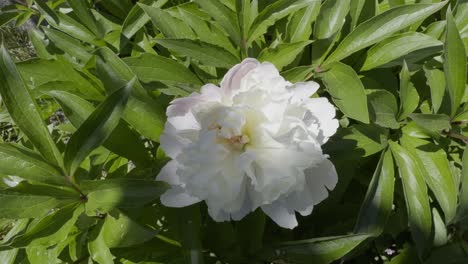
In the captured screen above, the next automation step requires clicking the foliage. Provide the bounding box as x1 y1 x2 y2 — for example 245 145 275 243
0 0 467 263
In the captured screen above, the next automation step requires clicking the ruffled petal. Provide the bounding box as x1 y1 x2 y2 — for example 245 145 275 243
156 160 179 184
160 186 201 208
305 159 338 205
221 58 259 97
261 202 298 229
288 81 320 103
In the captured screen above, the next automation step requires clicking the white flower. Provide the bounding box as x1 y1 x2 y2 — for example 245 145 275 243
157 59 339 229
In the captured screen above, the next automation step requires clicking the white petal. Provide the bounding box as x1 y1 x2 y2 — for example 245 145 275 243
160 187 201 208
261 203 298 229
289 81 320 103
305 159 338 205
221 58 259 97
156 160 179 184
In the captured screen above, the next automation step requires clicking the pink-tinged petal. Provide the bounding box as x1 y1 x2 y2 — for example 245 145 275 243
200 84 223 102
160 187 201 208
289 81 320 103
167 93 202 117
221 58 259 97
156 160 179 184
261 203 298 229
305 159 338 205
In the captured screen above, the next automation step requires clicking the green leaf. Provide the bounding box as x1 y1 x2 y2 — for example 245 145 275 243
423 65 446 114
68 0 99 36
349 0 376 30
155 39 240 68
95 47 166 142
0 249 18 264
139 4 196 39
409 113 451 133
324 1 447 64
88 221 114 264
101 209 157 248
47 90 150 165
0 187 74 219
81 179 168 214
64 79 133 176
318 62 369 123
194 0 240 44
286 3 321 42
281 66 314 82
42 27 92 64
2 203 83 248
123 53 202 85
398 62 420 120
248 0 315 44
401 136 457 223
266 234 370 263
355 150 394 235
389 141 432 257
28 29 54 60
176 6 237 55
0 12 19 28
36 3 99 46
165 205 204 264
17 58 103 100
457 148 468 223
367 89 400 129
122 0 167 39
327 124 388 159
361 32 443 71
444 7 467 116
236 0 253 50
258 41 312 70
0 143 64 185
0 45 63 168
314 0 350 40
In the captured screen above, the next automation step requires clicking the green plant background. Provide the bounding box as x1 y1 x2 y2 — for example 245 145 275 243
0 0 467 263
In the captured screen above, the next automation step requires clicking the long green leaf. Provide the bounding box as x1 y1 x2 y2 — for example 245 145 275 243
0 143 64 185
318 62 369 123
258 41 312 70
95 47 166 142
64 79 133 176
81 179 168 214
355 150 394 235
68 0 99 36
361 32 443 71
155 39 240 68
47 90 150 166
389 141 432 258
444 7 467 116
367 89 400 129
398 62 420 120
123 53 202 85
423 65 446 114
2 203 83 248
122 0 167 39
401 136 457 223
42 27 92 64
194 0 240 44
286 3 320 42
456 148 468 223
139 4 196 39
0 45 63 168
266 234 370 264
248 0 316 44
314 0 350 40
324 1 447 64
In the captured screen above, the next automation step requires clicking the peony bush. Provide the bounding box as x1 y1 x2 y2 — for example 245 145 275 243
0 0 467 263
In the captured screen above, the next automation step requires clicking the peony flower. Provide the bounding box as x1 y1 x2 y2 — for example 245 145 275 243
157 59 339 229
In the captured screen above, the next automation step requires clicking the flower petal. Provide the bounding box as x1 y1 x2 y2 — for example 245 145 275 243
288 81 320 103
160 186 201 208
156 160 179 184
261 202 298 229
305 159 338 205
221 58 259 97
